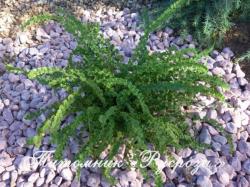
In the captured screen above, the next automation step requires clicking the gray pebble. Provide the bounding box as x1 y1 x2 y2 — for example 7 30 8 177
87 173 101 187
243 159 250 174
199 127 211 144
225 122 237 133
196 176 212 187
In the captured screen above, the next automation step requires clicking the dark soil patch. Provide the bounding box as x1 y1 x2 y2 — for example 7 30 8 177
224 22 250 81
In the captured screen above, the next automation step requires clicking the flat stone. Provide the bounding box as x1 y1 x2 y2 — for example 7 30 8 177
87 173 101 187
206 109 217 120
240 101 250 111
230 157 241 172
204 149 218 157
0 152 13 167
29 48 39 56
213 135 227 145
0 138 7 151
212 142 221 151
36 177 45 187
234 64 245 78
216 170 229 185
177 148 192 158
54 176 63 186
15 156 32 172
8 73 19 83
0 43 5 51
225 122 237 134
212 67 225 76
71 178 80 187
2 171 10 180
46 170 55 183
238 140 250 156
25 128 36 138
222 111 232 123
243 159 250 174
238 77 248 86
60 168 73 181
216 55 225 62
28 172 39 183
207 125 219 135
10 170 18 185
0 166 4 174
19 182 33 187
230 78 240 89
224 73 235 82
196 176 212 187
36 28 50 40
199 127 211 144
0 120 8 129
238 176 249 187
23 79 34 89
19 32 28 44
2 108 14 124
246 83 250 91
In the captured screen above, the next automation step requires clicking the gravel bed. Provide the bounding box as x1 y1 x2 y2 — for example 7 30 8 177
0 4 250 187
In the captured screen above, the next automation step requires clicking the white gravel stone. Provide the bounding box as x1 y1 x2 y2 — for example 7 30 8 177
28 172 39 183
234 64 245 78
45 170 56 183
60 168 73 181
18 181 33 187
0 166 4 174
18 33 28 44
217 170 229 185
212 67 225 76
29 48 39 56
206 109 217 120
2 171 10 180
36 177 45 186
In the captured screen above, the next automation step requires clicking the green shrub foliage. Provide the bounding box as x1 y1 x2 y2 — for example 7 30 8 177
152 0 250 47
11 0 229 183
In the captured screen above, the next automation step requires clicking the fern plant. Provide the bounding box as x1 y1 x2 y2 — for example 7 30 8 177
9 0 230 185
151 0 250 47
236 50 250 63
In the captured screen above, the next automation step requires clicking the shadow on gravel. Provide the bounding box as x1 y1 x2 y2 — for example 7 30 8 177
224 22 250 81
